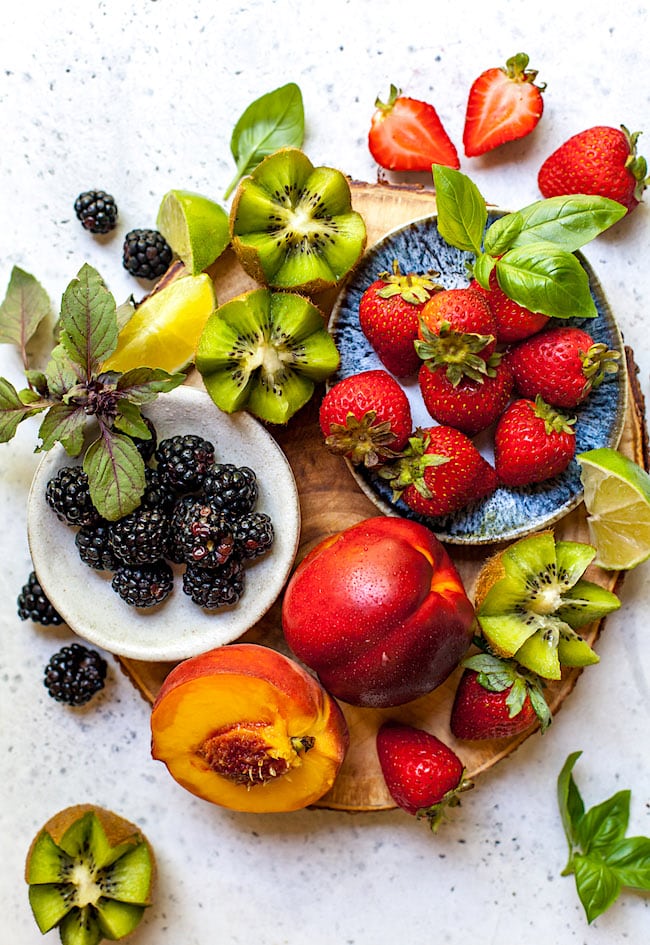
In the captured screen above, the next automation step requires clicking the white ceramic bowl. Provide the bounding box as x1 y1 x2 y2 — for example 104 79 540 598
27 385 301 662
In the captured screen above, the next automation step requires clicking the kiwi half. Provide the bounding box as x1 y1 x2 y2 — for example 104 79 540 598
196 286 340 424
229 148 367 294
474 531 620 680
25 805 154 945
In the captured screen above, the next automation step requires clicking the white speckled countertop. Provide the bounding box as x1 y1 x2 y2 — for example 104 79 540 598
1 1 649 942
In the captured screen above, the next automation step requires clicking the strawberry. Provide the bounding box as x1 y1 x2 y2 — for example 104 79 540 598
450 652 551 741
368 84 460 172
538 124 649 214
358 261 441 377
319 369 413 467
418 354 513 436
506 326 621 409
379 425 498 517
470 271 549 343
462 53 545 158
376 721 471 830
494 395 576 487
418 286 497 357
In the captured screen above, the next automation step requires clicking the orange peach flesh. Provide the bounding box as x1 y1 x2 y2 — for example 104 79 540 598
151 671 347 813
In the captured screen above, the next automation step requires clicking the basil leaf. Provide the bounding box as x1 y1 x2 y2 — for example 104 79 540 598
495 243 597 319
483 211 525 256
224 83 304 199
43 344 81 399
432 165 486 254
83 430 146 521
116 366 186 402
37 403 86 455
577 790 630 854
557 750 585 853
113 399 153 439
0 266 51 349
472 252 497 290
573 854 622 924
59 264 118 376
0 377 46 442
507 195 627 252
604 836 650 890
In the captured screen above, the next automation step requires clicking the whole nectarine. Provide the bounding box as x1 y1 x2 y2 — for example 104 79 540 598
150 643 349 813
281 516 475 707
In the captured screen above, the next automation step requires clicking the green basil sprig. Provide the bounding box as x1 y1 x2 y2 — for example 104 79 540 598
432 165 627 319
557 751 650 923
223 82 304 200
0 264 185 520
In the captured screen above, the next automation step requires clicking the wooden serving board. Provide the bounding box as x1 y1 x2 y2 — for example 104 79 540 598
117 181 648 811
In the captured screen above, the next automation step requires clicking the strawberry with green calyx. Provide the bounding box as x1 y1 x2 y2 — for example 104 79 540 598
470 271 549 343
538 125 649 215
418 351 514 436
359 260 442 377
319 369 413 468
415 319 496 386
368 85 460 173
506 326 621 410
494 395 576 488
450 650 551 741
378 425 498 517
418 286 497 358
431 164 627 321
463 53 546 158
376 722 472 831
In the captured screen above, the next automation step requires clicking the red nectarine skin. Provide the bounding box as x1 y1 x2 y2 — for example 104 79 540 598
281 517 475 707
150 643 349 813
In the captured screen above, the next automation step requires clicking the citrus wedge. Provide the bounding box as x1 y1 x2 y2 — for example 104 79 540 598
102 274 217 374
156 190 230 275
578 447 650 570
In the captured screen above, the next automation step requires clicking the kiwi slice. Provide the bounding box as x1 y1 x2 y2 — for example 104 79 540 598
229 148 367 294
25 805 154 945
475 531 620 680
195 286 340 423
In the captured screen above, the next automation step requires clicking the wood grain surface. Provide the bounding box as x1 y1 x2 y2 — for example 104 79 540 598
117 181 648 811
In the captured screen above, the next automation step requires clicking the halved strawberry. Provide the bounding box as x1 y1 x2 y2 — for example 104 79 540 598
463 53 545 158
368 84 460 172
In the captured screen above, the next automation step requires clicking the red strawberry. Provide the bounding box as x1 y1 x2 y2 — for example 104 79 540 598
319 369 413 467
418 286 497 357
376 721 471 830
359 261 441 377
506 326 621 409
470 271 549 343
368 84 460 172
463 53 545 157
450 652 551 741
494 396 576 487
538 124 649 214
418 355 513 436
379 425 498 517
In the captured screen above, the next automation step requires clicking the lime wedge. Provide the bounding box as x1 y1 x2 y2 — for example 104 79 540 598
577 447 650 570
156 190 230 275
102 274 217 374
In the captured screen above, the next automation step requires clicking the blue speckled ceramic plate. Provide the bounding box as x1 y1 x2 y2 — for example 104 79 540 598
328 212 628 545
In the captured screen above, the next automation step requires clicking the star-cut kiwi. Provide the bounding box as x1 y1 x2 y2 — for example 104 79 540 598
474 531 621 680
25 805 154 945
195 286 340 424
229 148 367 294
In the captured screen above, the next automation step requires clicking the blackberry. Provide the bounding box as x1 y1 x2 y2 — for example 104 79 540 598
232 512 275 559
122 228 173 280
167 495 196 564
155 434 215 493
109 507 171 566
43 643 107 706
17 571 63 626
111 561 174 608
202 464 259 516
45 466 100 527
129 416 158 463
75 520 119 571
171 498 235 568
139 466 176 513
74 189 118 234
182 558 245 609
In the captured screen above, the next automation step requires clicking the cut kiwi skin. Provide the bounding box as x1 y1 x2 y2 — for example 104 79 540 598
230 148 367 295
25 804 154 945
474 531 620 680
196 286 340 424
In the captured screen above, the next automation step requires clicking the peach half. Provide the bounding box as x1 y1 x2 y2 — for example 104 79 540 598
150 643 349 813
